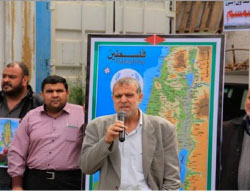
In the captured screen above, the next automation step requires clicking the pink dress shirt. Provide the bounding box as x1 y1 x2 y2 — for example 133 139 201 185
7 103 84 177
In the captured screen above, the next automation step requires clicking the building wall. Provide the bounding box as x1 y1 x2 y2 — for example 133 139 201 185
0 1 247 90
0 1 37 89
0 2 4 74
50 0 175 95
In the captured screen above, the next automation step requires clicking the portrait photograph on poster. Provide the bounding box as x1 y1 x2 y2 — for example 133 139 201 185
85 34 224 190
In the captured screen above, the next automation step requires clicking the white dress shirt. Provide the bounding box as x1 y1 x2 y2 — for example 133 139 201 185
118 110 151 190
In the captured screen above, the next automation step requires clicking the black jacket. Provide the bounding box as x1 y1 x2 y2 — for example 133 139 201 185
0 85 43 119
219 116 245 190
0 85 43 186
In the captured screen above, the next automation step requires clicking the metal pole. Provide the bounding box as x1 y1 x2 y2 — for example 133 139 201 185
0 1 5 73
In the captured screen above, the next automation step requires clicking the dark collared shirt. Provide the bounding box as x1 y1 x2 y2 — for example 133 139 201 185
0 94 25 185
0 96 25 118
0 87 43 186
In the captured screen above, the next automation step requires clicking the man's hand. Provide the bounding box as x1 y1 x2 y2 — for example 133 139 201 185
105 120 127 144
12 176 23 190
12 186 23 190
0 148 8 162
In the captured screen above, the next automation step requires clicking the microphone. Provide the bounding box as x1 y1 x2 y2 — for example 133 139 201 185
118 111 126 142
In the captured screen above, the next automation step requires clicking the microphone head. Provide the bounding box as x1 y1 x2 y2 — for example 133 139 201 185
117 111 126 121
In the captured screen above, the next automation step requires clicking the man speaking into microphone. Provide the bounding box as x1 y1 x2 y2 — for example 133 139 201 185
80 77 180 190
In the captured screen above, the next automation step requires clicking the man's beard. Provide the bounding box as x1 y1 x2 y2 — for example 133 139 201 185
2 82 24 97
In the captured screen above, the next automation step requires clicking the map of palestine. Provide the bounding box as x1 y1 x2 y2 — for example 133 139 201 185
0 121 12 151
146 46 211 190
0 118 19 167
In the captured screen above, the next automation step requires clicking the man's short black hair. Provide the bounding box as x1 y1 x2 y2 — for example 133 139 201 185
41 75 68 91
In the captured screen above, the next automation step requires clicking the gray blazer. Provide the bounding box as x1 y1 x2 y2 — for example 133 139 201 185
80 113 180 190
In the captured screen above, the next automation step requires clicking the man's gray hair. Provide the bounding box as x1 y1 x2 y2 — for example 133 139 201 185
112 77 142 95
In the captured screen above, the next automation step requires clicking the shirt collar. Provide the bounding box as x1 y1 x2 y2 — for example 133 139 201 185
131 109 143 134
139 109 143 126
244 115 250 124
244 115 250 135
134 109 143 133
40 102 70 114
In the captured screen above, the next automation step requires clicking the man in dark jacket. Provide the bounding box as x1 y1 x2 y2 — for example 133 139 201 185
219 89 250 190
0 62 43 190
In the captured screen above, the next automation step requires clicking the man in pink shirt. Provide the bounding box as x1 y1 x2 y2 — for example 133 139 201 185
7 75 85 190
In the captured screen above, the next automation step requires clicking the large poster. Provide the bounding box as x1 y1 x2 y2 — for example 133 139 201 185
85 34 224 190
